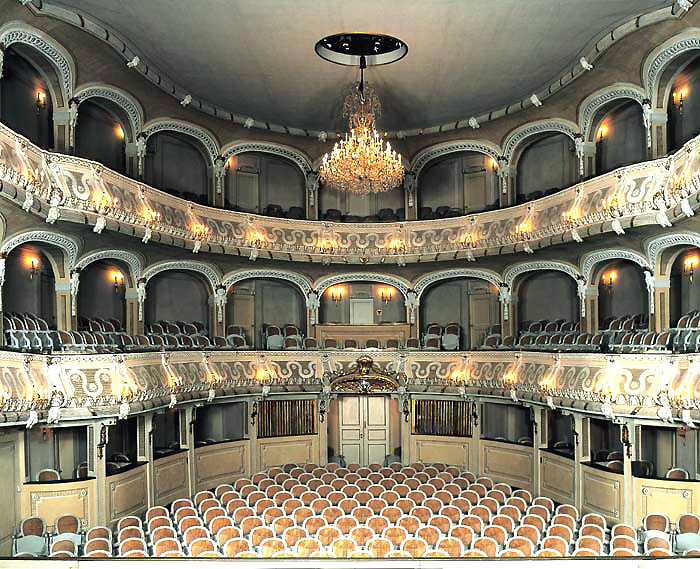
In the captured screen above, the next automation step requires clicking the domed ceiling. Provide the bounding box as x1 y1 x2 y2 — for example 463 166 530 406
58 0 672 132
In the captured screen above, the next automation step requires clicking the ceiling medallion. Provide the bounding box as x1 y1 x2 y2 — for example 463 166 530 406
317 33 406 195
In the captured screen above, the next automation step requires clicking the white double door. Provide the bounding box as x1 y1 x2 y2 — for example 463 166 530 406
339 395 390 465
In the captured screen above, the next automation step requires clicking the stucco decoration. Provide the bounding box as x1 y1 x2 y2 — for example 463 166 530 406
141 118 220 165
645 231 700 272
502 118 580 164
0 229 80 271
580 249 651 283
413 268 503 301
221 141 312 180
0 21 75 104
142 260 222 292
503 260 581 289
643 28 700 107
73 83 145 139
409 140 503 180
314 273 411 298
221 269 313 298
74 249 145 287
578 83 646 142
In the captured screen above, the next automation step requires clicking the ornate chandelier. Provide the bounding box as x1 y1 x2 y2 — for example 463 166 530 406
321 68 404 194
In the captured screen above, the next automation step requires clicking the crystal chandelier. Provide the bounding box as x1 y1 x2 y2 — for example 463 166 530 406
321 66 404 194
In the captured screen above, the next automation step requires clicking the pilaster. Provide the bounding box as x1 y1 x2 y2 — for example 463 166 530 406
650 111 668 160
52 109 70 154
55 279 72 331
653 278 670 332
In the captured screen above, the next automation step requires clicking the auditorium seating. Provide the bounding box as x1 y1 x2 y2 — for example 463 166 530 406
322 208 405 223
15 462 694 559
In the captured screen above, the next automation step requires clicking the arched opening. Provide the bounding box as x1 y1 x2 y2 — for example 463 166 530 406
419 278 500 350
225 278 306 349
74 100 127 174
2 245 57 350
76 260 128 333
667 55 700 152
669 247 700 327
596 260 648 331
144 132 209 204
320 182 404 222
515 133 577 203
593 100 645 175
225 152 306 218
417 151 499 220
516 271 578 336
0 46 54 149
145 271 210 336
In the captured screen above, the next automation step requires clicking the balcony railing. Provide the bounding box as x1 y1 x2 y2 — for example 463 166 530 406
0 121 699 264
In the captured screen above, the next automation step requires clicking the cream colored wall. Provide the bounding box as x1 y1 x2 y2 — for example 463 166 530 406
540 450 575 505
105 464 148 527
0 433 20 555
152 452 190 506
410 435 470 469
581 464 624 524
633 476 700 529
194 440 249 492
257 435 320 470
21 479 97 532
480 440 534 492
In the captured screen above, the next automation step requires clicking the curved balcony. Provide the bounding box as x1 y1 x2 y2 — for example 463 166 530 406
1 121 699 265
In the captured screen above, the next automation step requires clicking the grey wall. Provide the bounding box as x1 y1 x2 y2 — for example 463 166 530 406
74 100 126 174
319 282 405 324
418 152 498 213
76 260 126 326
482 403 532 443
145 132 208 202
152 410 180 450
145 271 209 327
668 55 700 152
226 152 305 214
517 270 577 328
516 133 577 200
670 248 700 324
319 184 404 218
106 417 137 462
0 47 53 149
3 246 56 326
194 402 246 443
597 100 646 174
597 261 647 325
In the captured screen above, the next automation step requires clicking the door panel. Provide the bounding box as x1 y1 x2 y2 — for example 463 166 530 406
339 396 390 465
469 293 495 349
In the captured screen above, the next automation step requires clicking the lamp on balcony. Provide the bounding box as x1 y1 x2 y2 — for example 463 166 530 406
110 270 124 293
35 90 46 114
601 270 617 290
379 286 394 304
25 256 39 279
673 87 688 115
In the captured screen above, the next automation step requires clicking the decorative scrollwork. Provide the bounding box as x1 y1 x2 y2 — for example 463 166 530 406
142 119 220 164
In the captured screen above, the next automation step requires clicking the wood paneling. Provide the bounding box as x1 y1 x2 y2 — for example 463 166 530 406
315 324 411 345
194 441 248 493
153 452 189 506
634 476 700 529
581 464 623 523
410 435 470 469
0 437 18 555
540 450 575 505
106 465 148 526
258 435 319 470
480 440 534 492
22 479 97 531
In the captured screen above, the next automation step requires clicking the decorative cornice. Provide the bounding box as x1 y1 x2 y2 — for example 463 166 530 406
0 21 75 105
141 118 219 164
73 83 144 138
142 260 222 290
580 249 651 283
643 28 700 106
21 1 679 139
0 229 80 270
578 83 646 142
503 261 582 289
74 249 145 286
221 141 312 178
414 269 503 300
313 273 411 297
221 269 313 297
645 231 700 271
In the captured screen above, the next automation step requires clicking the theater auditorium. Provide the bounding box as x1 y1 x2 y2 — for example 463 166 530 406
0 0 699 564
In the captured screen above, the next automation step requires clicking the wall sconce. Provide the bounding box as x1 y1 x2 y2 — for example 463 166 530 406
110 271 124 293
379 286 395 304
597 123 609 142
684 255 698 283
35 90 47 114
601 270 617 290
226 156 236 171
115 124 125 140
329 286 344 304
673 87 688 115
389 239 406 255
489 157 498 171
25 256 39 279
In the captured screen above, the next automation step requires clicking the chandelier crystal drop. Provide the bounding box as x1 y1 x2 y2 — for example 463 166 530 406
320 82 404 194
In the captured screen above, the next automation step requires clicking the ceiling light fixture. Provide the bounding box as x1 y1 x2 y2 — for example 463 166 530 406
317 33 406 195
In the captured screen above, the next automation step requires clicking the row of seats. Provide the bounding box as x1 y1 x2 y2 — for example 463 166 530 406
26 461 699 559
520 320 580 335
418 204 499 220
323 208 406 223
482 331 673 353
13 514 83 558
423 323 461 351
3 312 57 352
